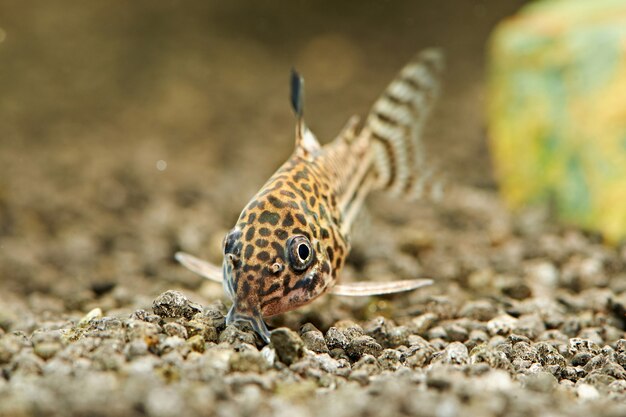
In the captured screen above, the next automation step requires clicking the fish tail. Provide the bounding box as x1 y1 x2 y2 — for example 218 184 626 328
365 48 445 200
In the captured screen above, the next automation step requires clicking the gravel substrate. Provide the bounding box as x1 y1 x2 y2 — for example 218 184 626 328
2 278 626 417
1 170 625 416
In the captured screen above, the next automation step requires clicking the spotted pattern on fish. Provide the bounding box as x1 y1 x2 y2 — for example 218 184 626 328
177 49 444 342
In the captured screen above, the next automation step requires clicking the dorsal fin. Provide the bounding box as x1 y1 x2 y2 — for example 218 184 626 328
290 69 320 158
290 69 304 118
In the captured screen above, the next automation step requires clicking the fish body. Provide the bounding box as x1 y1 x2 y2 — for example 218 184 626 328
177 49 444 342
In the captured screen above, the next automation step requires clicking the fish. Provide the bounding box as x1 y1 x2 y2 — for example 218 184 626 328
176 48 444 343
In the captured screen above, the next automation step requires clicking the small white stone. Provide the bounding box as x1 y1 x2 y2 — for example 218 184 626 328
527 261 559 287
78 308 102 326
435 398 459 417
156 160 167 171
146 387 184 417
576 383 600 400
487 314 518 336
479 369 514 392
260 345 276 366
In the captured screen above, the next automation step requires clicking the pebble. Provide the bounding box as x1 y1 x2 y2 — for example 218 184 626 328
523 371 557 393
229 348 270 373
346 336 382 360
160 336 188 355
0 334 26 364
186 335 206 353
499 277 532 300
511 341 538 362
470 344 513 370
410 313 439 335
145 386 186 417
152 291 202 320
130 309 162 324
433 342 469 365
219 324 257 346
526 261 560 288
185 317 219 343
534 342 566 368
459 300 498 321
404 341 435 368
571 352 593 367
260 345 276 367
329 347 349 361
33 342 62 360
443 323 469 342
124 339 149 359
569 338 601 356
325 327 349 350
335 321 365 340
350 354 380 384
301 329 329 354
127 320 161 350
513 314 545 339
78 307 103 326
377 349 403 371
577 383 600 400
426 326 448 341
487 315 518 336
164 322 189 339
466 329 489 350
270 328 304 365
11 349 44 376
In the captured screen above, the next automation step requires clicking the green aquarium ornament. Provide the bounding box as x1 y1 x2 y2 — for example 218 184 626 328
487 0 626 243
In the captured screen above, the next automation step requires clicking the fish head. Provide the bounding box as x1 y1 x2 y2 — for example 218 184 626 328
221 185 336 341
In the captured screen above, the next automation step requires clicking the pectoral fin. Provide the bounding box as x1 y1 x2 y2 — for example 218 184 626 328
175 251 223 283
330 279 433 297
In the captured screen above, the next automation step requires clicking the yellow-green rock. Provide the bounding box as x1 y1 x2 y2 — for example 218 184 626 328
487 0 626 243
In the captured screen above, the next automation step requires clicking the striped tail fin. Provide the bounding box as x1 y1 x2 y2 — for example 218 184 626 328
364 48 445 200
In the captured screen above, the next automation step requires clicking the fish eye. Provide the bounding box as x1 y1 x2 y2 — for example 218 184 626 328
287 235 315 271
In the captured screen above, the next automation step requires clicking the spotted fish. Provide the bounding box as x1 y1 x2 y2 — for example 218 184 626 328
176 49 444 343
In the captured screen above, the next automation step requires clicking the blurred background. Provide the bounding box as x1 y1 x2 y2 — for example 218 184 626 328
0 1 529 180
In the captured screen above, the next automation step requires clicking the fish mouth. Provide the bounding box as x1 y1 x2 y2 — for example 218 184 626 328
222 254 270 343
226 304 271 344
